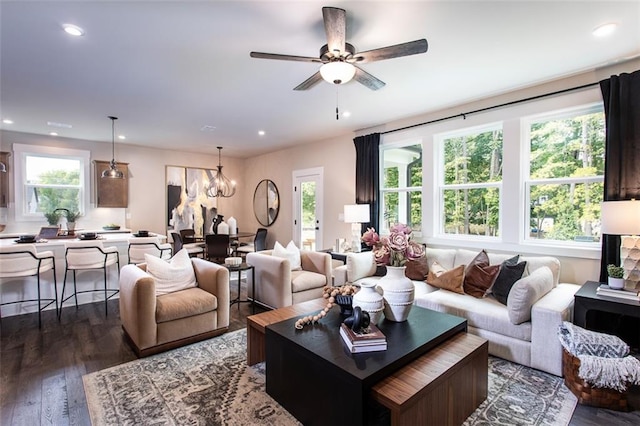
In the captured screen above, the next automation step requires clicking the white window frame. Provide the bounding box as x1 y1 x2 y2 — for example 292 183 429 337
13 144 90 222
522 103 604 248
379 140 423 238
435 122 503 241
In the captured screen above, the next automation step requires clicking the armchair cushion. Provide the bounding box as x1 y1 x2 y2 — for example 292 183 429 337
273 241 302 270
156 287 217 323
291 270 328 293
145 249 196 295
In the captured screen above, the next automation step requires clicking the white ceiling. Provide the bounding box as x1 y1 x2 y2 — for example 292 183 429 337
1 1 639 158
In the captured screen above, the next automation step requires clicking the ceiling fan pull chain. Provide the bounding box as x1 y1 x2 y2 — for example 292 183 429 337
336 86 339 121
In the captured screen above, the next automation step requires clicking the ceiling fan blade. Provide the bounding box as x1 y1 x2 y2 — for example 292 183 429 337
294 71 323 91
250 52 322 63
352 39 428 63
322 7 346 57
353 66 385 91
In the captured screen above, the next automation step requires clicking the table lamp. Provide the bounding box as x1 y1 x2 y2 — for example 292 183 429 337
600 200 640 289
344 204 370 253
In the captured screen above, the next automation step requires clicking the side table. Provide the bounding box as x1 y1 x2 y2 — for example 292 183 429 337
225 263 256 314
574 280 640 348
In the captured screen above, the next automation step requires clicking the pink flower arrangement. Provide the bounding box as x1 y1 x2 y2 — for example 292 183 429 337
361 224 425 267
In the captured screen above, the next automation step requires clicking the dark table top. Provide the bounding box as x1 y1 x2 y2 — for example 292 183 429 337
576 280 640 307
266 305 467 384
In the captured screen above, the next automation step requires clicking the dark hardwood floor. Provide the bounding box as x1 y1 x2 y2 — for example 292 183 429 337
2 279 639 425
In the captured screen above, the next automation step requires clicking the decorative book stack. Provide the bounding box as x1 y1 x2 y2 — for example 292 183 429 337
596 284 640 301
339 323 387 353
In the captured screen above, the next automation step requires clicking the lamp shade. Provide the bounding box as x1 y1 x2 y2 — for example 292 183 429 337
344 204 370 224
320 62 356 85
600 200 640 235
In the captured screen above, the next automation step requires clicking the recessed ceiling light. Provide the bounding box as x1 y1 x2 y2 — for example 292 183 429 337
258 130 265 136
47 121 72 128
49 132 58 136
118 135 126 140
593 23 618 37
342 111 351 118
2 119 13 124
63 24 85 37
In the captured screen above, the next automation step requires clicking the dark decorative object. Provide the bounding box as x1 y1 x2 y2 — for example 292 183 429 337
212 214 224 234
343 306 371 333
335 294 354 317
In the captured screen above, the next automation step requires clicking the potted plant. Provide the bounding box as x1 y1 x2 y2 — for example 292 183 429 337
44 211 60 226
606 264 625 289
56 208 82 233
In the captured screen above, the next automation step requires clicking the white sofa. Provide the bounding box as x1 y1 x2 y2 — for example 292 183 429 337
333 248 581 376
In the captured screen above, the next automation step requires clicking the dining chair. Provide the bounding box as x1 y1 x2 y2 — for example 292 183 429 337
128 236 173 264
0 245 58 328
171 232 205 258
236 228 268 258
179 228 196 244
206 234 230 264
60 240 120 317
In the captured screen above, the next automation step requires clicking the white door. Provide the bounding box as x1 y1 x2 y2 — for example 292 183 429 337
293 167 323 251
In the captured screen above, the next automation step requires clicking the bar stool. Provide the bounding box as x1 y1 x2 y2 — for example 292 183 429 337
60 240 120 317
0 245 58 328
128 236 172 264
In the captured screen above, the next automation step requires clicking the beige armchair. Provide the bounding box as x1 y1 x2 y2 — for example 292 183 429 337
246 250 331 309
119 257 229 357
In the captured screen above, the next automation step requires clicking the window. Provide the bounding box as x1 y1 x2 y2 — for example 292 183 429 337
438 125 503 237
14 144 90 221
525 105 605 243
380 144 422 234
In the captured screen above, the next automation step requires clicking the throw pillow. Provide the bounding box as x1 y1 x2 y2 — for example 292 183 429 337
507 266 554 324
273 240 302 270
463 250 500 298
426 261 465 294
346 251 377 282
405 256 429 281
491 256 527 305
145 248 197 296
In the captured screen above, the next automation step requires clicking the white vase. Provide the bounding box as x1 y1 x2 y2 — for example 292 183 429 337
378 265 414 322
608 276 625 290
352 280 384 324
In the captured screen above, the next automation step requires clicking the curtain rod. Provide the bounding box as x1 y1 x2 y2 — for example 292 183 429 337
381 81 600 135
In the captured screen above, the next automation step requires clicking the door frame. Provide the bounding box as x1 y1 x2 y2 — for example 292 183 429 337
292 167 324 250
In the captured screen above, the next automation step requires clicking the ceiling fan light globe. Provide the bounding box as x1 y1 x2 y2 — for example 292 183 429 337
320 62 355 85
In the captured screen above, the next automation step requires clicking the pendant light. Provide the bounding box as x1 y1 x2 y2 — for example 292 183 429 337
102 116 124 179
206 147 236 198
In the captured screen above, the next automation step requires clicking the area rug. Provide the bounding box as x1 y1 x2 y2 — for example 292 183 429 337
83 329 577 425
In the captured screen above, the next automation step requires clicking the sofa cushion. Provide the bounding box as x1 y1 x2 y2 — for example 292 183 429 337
156 287 217 323
463 250 501 298
520 256 561 286
347 251 377 283
426 262 465 294
291 270 327 293
415 290 532 342
273 241 301 270
145 249 197 296
405 256 429 280
492 256 527 305
508 266 554 325
425 247 457 270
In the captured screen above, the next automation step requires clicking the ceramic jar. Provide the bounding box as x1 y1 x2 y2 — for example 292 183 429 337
352 280 384 324
608 276 625 290
378 266 414 322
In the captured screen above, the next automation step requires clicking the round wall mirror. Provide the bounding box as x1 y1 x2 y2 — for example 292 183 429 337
253 179 279 226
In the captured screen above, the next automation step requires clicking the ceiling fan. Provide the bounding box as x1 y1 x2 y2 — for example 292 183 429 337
250 6 428 91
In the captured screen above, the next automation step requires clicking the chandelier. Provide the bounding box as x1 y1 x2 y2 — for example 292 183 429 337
206 146 236 198
101 116 124 179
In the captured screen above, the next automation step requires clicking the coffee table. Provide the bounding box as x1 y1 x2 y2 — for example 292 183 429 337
265 305 472 425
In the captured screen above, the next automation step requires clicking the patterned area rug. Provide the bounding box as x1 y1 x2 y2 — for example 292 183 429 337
83 330 576 425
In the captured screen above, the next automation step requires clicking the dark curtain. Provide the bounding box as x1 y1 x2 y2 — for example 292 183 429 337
353 133 380 233
598 70 640 281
